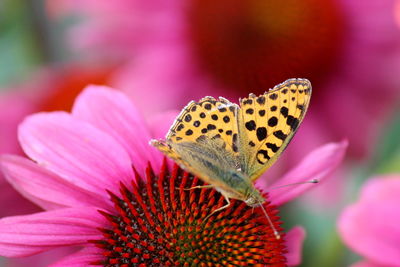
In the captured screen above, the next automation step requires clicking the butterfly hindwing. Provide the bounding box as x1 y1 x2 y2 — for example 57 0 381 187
238 78 312 180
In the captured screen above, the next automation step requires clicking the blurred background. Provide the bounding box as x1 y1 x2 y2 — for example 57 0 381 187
1 0 400 266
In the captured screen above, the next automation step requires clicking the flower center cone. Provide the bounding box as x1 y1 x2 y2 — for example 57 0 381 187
93 161 287 266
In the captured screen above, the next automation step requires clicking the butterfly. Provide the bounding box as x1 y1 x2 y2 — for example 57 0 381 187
151 78 311 231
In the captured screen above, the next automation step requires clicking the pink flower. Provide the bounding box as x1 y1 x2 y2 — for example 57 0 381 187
0 65 117 266
49 0 400 159
0 63 117 214
338 176 400 267
0 86 346 266
0 93 40 219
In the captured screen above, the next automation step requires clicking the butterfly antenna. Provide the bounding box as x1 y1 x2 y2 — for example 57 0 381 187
258 203 281 240
268 179 319 191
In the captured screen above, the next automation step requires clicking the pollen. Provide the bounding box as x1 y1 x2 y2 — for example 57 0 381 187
92 160 287 266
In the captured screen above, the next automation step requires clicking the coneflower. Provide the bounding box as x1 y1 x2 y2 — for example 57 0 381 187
0 86 347 266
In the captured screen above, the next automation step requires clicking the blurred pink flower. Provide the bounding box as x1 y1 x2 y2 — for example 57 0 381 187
0 93 40 218
0 64 117 215
338 176 400 267
0 86 346 266
49 0 400 160
0 65 117 266
0 63 116 156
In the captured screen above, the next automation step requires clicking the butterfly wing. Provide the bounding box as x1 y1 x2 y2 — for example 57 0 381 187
165 96 240 156
151 96 242 182
238 78 312 180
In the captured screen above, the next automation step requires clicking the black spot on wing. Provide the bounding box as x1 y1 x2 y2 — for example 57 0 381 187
207 124 216 130
269 93 278 100
268 117 278 127
256 96 266 105
245 120 256 131
184 114 192 122
266 143 279 152
273 130 287 140
256 127 267 141
177 124 184 131
246 108 254 114
257 150 270 164
280 107 288 118
286 115 300 131
243 99 253 105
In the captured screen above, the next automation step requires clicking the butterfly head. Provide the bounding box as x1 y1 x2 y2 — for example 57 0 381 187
244 189 265 207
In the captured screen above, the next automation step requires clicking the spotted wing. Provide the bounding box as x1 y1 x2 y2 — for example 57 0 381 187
151 96 242 178
165 96 240 156
238 78 312 180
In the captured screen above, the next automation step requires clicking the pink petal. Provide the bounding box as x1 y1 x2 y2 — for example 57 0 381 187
0 155 111 211
2 247 78 267
351 260 391 267
285 226 306 267
147 110 179 140
147 110 180 168
0 208 106 257
49 247 103 267
338 177 400 266
267 140 348 206
358 175 400 203
18 111 135 195
71 85 162 175
0 175 40 218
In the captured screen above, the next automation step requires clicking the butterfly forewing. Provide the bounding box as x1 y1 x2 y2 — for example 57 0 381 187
167 96 240 156
238 78 312 180
151 96 242 183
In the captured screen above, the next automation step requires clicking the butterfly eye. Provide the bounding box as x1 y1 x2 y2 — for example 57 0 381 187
244 196 255 206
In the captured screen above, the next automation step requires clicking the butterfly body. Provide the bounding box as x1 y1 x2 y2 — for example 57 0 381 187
151 78 311 207
152 139 265 206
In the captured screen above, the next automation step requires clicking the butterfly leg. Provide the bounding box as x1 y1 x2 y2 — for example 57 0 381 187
183 185 214 190
204 196 231 221
175 185 214 191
